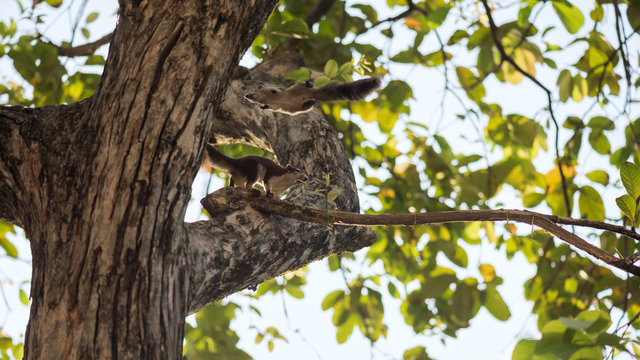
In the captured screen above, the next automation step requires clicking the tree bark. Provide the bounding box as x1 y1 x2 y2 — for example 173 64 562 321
1 0 279 358
0 0 376 358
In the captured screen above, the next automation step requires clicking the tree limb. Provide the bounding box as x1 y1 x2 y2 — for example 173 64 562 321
184 49 376 313
57 33 113 57
202 188 640 277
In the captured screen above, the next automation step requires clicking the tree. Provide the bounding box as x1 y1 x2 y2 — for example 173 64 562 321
0 0 639 359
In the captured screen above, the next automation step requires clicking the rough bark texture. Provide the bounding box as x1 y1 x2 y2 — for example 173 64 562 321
0 0 376 358
1 0 279 358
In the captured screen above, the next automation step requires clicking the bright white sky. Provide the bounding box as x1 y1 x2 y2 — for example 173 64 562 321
0 0 638 359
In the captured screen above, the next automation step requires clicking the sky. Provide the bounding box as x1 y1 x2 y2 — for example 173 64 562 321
0 0 638 359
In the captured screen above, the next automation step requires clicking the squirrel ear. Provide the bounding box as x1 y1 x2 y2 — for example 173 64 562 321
302 99 315 109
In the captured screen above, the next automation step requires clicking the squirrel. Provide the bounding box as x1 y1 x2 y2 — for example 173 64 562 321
244 77 381 115
203 144 307 198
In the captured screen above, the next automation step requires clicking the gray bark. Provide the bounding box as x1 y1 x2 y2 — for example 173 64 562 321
0 0 374 358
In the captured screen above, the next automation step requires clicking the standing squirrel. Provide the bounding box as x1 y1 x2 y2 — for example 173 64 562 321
203 144 307 198
244 77 381 115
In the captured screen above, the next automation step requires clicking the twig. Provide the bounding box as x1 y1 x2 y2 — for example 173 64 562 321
612 0 632 114
57 32 113 57
480 0 572 217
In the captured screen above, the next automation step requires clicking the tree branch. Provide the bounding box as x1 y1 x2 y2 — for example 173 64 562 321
480 0 572 218
185 188 375 314
57 32 113 57
185 52 376 313
201 187 640 277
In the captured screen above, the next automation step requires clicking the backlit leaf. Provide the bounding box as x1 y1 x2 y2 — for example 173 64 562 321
552 1 584 34
616 194 636 222
484 285 510 321
621 162 640 200
478 264 496 282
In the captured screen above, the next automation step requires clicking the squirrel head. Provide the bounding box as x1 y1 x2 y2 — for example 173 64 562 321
244 82 316 115
244 84 286 111
285 164 307 182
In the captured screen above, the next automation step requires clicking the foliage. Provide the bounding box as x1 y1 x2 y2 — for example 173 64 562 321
1 0 640 359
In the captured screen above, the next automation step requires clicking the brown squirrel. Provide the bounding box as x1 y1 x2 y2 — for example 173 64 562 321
244 77 381 115
203 144 307 198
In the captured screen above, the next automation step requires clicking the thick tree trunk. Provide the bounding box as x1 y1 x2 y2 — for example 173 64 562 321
1 1 277 358
0 0 376 358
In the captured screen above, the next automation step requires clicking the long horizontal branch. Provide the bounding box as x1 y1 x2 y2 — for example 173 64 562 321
202 188 640 277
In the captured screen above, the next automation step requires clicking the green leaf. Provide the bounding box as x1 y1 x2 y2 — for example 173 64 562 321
403 346 432 360
627 2 640 34
314 76 331 88
587 116 614 130
571 73 587 102
352 4 378 23
284 282 304 298
512 339 536 360
621 162 640 200
324 59 338 78
576 310 610 334
425 6 450 30
19 289 29 305
271 19 309 38
327 254 340 271
523 192 545 207
551 0 584 34
284 67 310 81
557 69 572 102
0 235 17 258
45 0 62 7
616 194 636 222
456 66 485 102
590 2 603 22
578 185 605 221
85 12 99 24
586 170 608 185
588 130 610 155
559 317 594 330
321 290 345 310
81 27 90 39
484 285 510 321
563 278 578 294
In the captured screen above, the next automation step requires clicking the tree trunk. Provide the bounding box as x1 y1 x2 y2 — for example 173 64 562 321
0 0 375 358
1 1 277 358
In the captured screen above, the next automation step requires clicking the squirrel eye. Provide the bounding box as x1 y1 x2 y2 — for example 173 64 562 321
270 89 277 94
257 85 263 89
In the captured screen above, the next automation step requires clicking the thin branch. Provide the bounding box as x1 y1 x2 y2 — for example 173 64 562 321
612 0 632 114
355 1 421 36
480 0 572 217
57 32 113 57
202 187 640 277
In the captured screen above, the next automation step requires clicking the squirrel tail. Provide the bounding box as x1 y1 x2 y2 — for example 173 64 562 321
202 144 236 173
315 77 381 102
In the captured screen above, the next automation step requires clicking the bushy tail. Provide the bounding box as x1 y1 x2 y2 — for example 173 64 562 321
314 77 381 102
202 144 236 173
